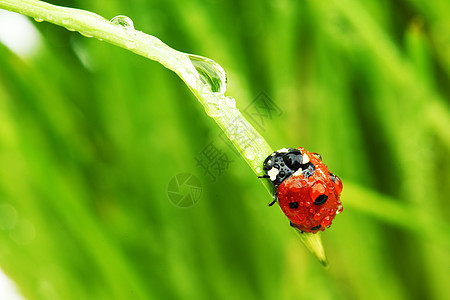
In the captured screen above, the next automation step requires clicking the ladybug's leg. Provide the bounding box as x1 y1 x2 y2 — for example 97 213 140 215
257 175 277 206
268 194 277 206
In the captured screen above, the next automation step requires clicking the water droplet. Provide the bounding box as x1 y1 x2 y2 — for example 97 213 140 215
34 18 44 23
80 32 93 38
187 54 227 93
65 27 76 32
321 216 332 227
110 15 135 30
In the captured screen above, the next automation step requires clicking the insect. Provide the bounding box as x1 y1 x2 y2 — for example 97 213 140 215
259 147 343 233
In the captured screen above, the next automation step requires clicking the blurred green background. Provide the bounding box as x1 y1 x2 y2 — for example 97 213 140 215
0 0 449 299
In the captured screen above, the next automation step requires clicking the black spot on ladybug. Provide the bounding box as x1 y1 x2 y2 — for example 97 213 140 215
289 201 299 209
314 194 328 205
279 171 285 177
301 162 316 178
311 225 321 231
329 172 336 183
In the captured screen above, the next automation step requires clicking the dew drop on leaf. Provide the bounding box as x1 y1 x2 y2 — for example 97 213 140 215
187 54 227 94
110 15 135 30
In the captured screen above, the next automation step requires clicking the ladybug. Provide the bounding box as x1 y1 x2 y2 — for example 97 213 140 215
259 147 343 233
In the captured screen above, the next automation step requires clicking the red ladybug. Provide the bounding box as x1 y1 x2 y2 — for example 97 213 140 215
259 147 343 233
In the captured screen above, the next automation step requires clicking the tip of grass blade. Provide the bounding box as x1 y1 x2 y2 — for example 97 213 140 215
293 228 328 267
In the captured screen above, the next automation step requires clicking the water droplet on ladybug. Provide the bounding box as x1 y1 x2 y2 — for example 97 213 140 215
312 152 322 161
310 182 326 205
321 216 332 227
333 175 343 195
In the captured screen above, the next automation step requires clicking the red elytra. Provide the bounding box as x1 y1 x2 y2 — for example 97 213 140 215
275 147 343 233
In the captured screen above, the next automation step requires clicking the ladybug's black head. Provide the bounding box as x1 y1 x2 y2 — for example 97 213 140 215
263 148 305 187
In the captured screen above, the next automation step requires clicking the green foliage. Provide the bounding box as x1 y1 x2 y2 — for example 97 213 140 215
0 0 449 299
